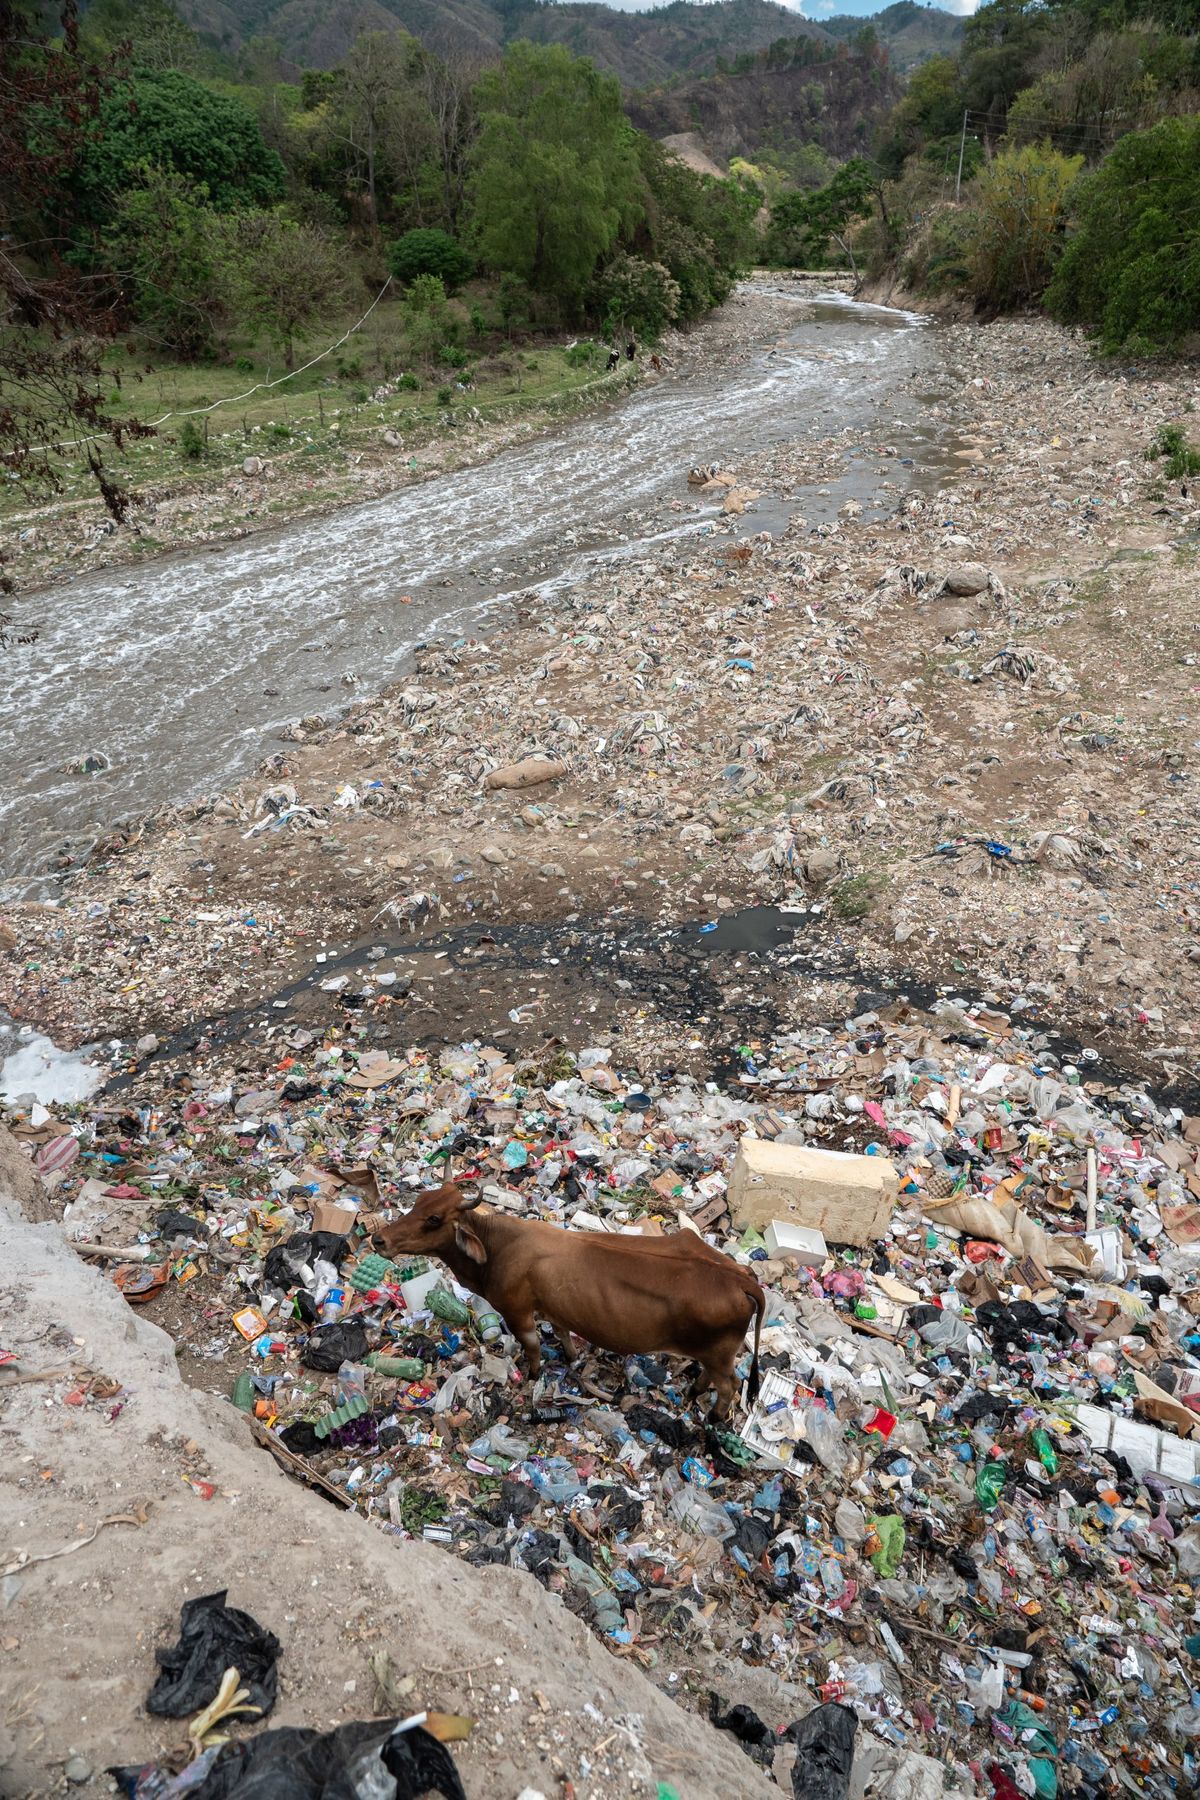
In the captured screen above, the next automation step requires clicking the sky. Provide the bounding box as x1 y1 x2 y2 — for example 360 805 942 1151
581 0 983 15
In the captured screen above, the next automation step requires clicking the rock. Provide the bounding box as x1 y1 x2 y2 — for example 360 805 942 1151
942 563 990 596
484 757 566 792
135 1034 159 1056
0 921 16 954
64 1758 92 1783
242 456 264 476
929 603 976 637
481 844 506 864
802 848 839 887
382 429 403 450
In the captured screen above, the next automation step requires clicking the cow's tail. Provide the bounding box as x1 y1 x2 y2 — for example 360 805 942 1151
745 1280 766 1406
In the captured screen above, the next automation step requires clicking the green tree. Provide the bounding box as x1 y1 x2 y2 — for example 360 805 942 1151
469 42 642 310
68 70 285 227
768 160 877 274
634 136 757 322
593 254 681 340
105 166 236 357
388 228 474 290
402 273 452 362
1045 115 1200 352
80 0 204 73
232 211 358 368
964 142 1082 310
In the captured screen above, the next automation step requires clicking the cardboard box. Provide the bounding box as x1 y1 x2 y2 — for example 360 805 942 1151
764 1219 828 1268
728 1139 897 1248
310 1197 359 1236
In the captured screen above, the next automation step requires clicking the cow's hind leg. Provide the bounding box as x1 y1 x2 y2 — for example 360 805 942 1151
703 1345 740 1421
686 1365 713 1409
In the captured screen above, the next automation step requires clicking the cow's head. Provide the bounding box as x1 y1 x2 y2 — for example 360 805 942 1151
372 1180 487 1265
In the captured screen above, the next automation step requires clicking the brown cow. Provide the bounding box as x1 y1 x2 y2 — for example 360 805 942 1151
372 1182 764 1418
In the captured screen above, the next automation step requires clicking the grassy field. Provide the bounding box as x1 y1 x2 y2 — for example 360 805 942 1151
2 293 629 520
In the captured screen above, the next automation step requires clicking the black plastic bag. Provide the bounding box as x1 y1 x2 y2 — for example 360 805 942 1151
147 1591 279 1720
786 1702 857 1800
302 1319 368 1371
113 1717 466 1800
710 1697 772 1749
263 1232 349 1291
626 1404 690 1449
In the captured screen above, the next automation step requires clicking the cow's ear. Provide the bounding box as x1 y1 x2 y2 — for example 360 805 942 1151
454 1221 486 1263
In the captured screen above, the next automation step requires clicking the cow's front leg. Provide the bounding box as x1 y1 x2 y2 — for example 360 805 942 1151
511 1315 542 1380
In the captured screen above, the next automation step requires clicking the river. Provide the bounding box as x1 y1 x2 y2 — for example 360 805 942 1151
1 284 955 895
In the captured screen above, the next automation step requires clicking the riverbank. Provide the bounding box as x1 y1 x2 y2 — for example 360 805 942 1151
4 298 1200 1092
0 280 814 596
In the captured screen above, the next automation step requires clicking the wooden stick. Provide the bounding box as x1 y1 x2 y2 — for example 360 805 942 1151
947 1084 961 1129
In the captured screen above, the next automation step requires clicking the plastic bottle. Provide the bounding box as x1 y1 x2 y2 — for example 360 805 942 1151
320 1284 346 1323
365 1352 426 1379
231 1372 255 1411
1028 1515 1055 1564
1030 1426 1059 1474
468 1294 503 1343
976 1460 1007 1512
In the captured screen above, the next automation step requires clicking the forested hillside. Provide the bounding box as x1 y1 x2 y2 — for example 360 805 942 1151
1 0 765 547
171 0 828 83
628 32 901 164
767 0 1199 355
823 2 963 74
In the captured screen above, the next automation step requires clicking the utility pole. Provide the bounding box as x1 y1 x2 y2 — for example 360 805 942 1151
955 109 968 202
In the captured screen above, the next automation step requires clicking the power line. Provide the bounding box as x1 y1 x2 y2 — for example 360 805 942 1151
28 274 395 458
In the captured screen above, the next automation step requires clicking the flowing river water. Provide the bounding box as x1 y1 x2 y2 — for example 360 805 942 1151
2 283 958 895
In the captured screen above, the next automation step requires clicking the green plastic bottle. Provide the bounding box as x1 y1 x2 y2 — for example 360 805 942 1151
232 1371 255 1413
365 1352 426 1379
975 1459 1007 1512
1030 1426 1059 1474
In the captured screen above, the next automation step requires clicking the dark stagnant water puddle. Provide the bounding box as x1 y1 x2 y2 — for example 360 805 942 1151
94 905 1196 1114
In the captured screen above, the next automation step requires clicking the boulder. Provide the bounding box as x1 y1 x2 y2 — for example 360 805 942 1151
942 563 990 596
484 757 566 792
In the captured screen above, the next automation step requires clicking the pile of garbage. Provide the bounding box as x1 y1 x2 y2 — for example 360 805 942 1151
10 992 1200 1799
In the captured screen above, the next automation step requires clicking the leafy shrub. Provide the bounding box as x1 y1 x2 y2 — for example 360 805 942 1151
1147 423 1200 480
593 253 681 341
235 356 254 374
565 339 599 367
387 229 474 292
177 418 205 460
397 372 419 391
1045 117 1200 355
436 385 453 407
267 421 291 442
962 143 1081 311
437 345 468 368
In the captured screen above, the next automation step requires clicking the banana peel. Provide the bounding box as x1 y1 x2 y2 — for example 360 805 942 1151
188 1666 263 1757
